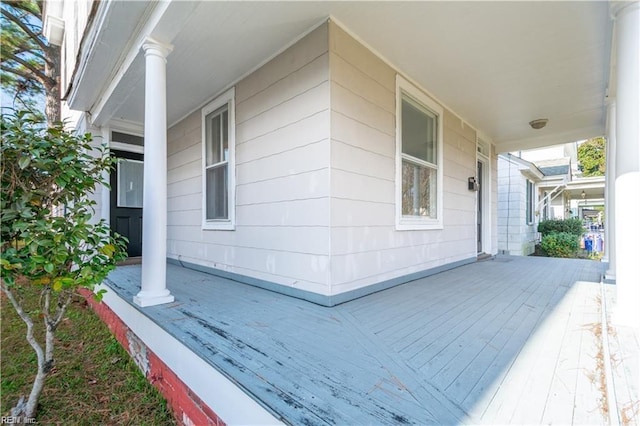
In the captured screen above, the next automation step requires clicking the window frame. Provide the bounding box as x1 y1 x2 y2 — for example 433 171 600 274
201 87 236 231
395 75 444 230
526 179 534 225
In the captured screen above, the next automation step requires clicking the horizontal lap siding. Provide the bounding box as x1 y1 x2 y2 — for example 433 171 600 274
167 23 332 293
328 22 477 294
497 158 532 255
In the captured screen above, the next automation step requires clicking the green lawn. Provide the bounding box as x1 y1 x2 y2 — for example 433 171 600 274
1 286 176 425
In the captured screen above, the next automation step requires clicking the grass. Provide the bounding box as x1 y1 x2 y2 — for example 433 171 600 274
1 285 176 425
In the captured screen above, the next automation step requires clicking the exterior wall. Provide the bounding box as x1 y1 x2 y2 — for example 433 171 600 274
328 22 477 294
167 20 491 298
58 0 94 99
520 145 565 162
166 24 332 295
497 157 536 256
550 193 566 219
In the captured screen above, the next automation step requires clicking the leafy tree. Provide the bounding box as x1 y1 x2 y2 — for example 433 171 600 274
577 137 606 177
1 0 60 123
1 111 127 420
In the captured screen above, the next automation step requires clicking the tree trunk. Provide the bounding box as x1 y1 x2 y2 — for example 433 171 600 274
2 283 48 423
43 43 61 124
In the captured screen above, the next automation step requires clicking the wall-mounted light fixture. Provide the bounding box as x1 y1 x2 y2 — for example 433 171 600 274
468 177 478 191
529 118 549 130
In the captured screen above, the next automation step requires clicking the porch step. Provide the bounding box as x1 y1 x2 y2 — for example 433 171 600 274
117 256 142 266
477 253 494 262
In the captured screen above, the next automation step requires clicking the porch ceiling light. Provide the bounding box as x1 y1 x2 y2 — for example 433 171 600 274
529 118 549 130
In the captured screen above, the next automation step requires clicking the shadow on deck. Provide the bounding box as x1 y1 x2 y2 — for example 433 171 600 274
105 255 609 425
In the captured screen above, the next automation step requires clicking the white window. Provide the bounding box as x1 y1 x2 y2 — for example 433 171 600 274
202 88 235 230
526 180 534 224
396 76 444 230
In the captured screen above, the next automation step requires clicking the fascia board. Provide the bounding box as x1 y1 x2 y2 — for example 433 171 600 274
67 1 156 112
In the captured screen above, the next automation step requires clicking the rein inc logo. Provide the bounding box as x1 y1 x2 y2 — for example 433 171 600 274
1 417 37 424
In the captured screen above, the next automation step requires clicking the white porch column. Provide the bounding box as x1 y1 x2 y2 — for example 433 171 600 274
612 1 640 327
134 38 175 307
603 101 616 279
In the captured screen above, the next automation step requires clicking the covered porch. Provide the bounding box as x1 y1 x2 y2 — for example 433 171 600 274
47 1 640 324
98 256 638 425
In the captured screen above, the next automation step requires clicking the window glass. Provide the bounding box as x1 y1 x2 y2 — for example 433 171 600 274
399 90 440 222
204 104 229 221
402 96 437 165
401 160 437 218
206 108 225 166
526 180 534 224
117 159 144 208
206 165 228 220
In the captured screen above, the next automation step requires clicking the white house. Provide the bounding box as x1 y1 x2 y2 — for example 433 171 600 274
497 144 607 256
43 0 639 422
497 154 542 256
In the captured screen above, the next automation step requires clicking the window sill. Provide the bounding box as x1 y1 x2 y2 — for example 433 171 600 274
396 219 443 231
202 221 235 231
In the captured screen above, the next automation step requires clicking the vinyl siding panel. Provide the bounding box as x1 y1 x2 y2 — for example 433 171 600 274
166 23 331 292
328 21 477 293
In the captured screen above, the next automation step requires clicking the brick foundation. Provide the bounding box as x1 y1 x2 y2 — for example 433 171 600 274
80 289 226 426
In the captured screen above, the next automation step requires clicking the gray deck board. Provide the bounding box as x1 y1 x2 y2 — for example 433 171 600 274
105 255 608 425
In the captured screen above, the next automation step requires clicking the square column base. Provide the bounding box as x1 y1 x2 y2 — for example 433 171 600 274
134 293 175 307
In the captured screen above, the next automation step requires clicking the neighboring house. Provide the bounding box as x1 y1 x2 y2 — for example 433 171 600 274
535 157 573 220
42 1 639 423
497 144 606 256
497 154 542 256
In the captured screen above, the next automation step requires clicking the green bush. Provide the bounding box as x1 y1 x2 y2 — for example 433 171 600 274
540 232 579 258
538 218 583 236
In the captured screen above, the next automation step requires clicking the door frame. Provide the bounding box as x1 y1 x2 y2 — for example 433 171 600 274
100 122 144 228
110 149 144 257
476 138 492 254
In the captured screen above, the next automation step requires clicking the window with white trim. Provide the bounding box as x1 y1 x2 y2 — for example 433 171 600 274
526 179 534 224
202 88 235 230
396 76 444 230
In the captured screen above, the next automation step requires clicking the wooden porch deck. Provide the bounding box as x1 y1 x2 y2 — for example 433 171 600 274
105 255 621 425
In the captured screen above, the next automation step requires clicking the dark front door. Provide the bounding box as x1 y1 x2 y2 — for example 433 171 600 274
110 150 144 257
477 160 483 253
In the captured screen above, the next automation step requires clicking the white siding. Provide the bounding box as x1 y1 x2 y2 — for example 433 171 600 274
166 20 492 299
166 24 332 294
497 157 537 256
328 22 477 294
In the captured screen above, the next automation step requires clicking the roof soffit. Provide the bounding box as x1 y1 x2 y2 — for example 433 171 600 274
79 1 612 152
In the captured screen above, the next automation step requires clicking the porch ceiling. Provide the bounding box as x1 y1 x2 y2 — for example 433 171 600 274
89 1 611 153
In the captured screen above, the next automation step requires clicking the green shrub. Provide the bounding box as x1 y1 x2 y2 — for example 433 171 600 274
538 218 583 236
540 232 579 258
